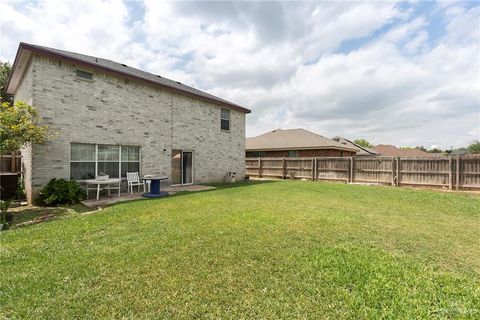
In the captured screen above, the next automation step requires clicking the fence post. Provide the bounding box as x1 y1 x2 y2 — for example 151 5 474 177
350 157 354 183
448 157 453 190
258 158 262 178
391 157 395 186
311 158 314 181
11 152 17 172
396 156 400 186
456 154 460 190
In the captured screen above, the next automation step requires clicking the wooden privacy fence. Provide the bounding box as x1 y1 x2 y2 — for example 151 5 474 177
246 155 480 190
0 152 22 173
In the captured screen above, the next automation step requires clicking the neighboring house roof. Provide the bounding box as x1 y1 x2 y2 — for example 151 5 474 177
246 129 357 152
372 144 430 157
451 149 468 155
331 136 379 156
6 42 250 113
428 152 448 157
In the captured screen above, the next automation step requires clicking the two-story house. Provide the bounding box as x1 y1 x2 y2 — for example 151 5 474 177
6 43 250 203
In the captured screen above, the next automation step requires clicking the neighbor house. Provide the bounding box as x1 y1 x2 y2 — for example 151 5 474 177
372 144 430 157
246 129 357 157
331 136 379 156
6 43 250 203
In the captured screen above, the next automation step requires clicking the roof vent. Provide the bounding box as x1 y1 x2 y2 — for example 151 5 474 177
176 81 181 84
121 64 127 67
156 75 162 78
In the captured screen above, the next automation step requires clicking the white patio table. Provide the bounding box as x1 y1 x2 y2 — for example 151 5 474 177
85 178 121 201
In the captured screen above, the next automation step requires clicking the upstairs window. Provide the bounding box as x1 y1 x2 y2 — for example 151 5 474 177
76 69 93 80
221 108 230 131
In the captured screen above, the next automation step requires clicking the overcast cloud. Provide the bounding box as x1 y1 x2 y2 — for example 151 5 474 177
1 0 479 149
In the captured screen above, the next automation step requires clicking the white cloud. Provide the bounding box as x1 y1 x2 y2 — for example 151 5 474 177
1 0 134 62
0 0 478 149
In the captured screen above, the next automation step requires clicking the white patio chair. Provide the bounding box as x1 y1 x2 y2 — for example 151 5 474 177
126 172 145 194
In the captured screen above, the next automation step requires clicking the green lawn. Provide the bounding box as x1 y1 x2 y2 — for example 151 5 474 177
9 204 90 226
1 181 479 319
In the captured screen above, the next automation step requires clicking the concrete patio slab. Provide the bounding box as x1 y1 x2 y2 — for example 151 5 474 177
81 184 216 208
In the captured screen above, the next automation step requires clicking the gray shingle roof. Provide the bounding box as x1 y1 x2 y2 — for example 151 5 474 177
12 42 250 113
246 129 357 152
331 136 379 156
372 144 431 157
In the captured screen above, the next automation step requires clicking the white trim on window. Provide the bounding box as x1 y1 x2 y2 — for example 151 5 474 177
220 108 230 132
95 144 98 178
70 143 140 181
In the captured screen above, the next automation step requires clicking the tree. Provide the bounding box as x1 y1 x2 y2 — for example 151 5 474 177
353 139 373 148
415 146 428 152
0 101 49 153
0 61 12 103
467 140 480 154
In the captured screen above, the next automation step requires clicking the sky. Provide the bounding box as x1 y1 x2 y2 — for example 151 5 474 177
1 0 479 149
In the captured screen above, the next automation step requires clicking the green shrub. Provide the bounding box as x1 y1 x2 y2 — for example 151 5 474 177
0 199 14 229
39 178 85 206
16 175 26 200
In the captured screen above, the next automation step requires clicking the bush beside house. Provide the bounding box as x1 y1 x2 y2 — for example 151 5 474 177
39 179 86 206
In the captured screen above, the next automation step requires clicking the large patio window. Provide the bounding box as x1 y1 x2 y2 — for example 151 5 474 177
70 143 140 180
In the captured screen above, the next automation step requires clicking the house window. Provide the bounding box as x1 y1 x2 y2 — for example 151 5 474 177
288 151 299 158
70 144 96 180
221 108 230 131
70 143 140 180
249 151 266 157
121 146 140 177
97 145 120 178
76 69 93 80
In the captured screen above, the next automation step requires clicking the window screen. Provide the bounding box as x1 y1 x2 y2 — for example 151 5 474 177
76 69 93 80
70 144 140 180
221 108 230 131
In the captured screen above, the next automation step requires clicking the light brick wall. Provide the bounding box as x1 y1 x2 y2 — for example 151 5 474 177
14 60 34 203
16 54 246 201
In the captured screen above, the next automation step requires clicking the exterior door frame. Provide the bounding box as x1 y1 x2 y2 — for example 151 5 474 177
171 149 194 186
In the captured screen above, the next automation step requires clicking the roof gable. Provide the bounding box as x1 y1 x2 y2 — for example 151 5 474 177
6 42 250 114
331 136 379 156
246 129 357 152
372 144 430 157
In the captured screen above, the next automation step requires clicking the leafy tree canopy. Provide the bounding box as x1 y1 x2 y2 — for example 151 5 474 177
0 61 12 103
353 139 373 148
467 140 480 154
0 101 50 153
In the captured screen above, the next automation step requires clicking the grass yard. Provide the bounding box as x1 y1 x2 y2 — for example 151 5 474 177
1 181 479 319
9 204 90 226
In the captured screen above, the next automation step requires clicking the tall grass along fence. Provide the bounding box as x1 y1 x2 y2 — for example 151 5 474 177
246 155 480 190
